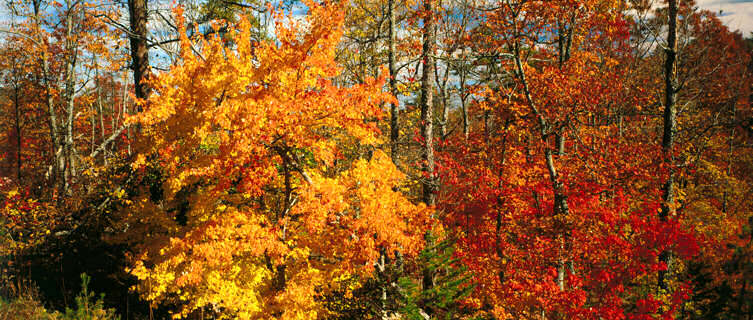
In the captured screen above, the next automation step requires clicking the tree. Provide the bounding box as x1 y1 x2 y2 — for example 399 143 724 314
125 3 430 318
128 0 150 103
659 0 678 291
436 0 703 318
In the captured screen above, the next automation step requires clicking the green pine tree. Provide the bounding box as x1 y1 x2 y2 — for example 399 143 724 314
62 274 119 320
399 235 475 320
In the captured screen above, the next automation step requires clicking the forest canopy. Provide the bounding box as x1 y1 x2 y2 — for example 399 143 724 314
0 0 752 319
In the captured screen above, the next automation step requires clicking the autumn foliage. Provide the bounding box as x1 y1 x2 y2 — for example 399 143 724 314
120 2 428 318
0 0 752 319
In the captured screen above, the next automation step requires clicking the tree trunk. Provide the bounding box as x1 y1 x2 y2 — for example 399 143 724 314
434 49 450 141
129 0 151 103
659 0 677 291
97 73 107 164
420 0 437 316
437 70 449 140
388 0 399 166
62 0 79 196
33 0 60 195
513 17 571 295
460 67 469 140
384 2 400 310
13 80 22 183
420 0 436 207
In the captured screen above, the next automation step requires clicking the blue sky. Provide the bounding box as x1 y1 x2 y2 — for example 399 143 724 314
698 0 753 35
1 0 751 47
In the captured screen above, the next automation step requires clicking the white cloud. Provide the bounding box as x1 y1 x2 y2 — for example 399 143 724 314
697 0 753 35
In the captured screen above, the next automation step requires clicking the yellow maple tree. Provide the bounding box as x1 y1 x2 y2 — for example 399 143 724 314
125 2 429 319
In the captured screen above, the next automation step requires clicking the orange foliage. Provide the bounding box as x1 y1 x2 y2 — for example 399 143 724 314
125 2 429 318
